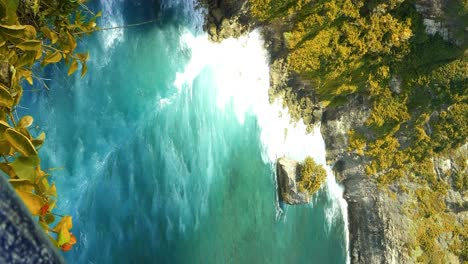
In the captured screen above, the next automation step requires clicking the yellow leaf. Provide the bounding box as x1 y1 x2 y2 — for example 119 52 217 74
76 52 89 63
57 225 71 246
67 60 78 76
0 120 11 132
43 51 62 65
0 84 14 108
44 183 57 197
4 128 38 156
66 32 77 52
0 24 26 31
15 189 44 215
24 25 37 39
32 131 46 147
0 162 15 177
16 40 42 52
53 216 73 233
81 63 87 77
35 168 50 191
41 27 58 44
12 84 22 106
9 178 34 192
18 115 33 128
48 200 56 212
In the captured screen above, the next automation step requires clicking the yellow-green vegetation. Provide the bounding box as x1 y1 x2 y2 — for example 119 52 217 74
0 0 99 251
250 0 467 261
298 156 326 195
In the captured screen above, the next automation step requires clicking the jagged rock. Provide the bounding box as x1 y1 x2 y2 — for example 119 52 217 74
389 76 402 94
276 157 311 204
322 95 415 264
202 0 467 262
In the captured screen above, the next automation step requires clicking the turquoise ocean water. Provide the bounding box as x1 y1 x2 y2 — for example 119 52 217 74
22 1 348 263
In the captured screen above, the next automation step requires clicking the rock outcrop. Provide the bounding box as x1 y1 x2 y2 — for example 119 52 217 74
276 157 311 205
321 95 414 263
201 0 252 42
201 0 467 263
414 0 467 46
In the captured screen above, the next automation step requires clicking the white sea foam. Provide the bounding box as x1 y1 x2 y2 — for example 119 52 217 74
175 30 350 264
98 0 124 52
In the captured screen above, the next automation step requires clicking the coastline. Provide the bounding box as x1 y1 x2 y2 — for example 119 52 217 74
200 0 355 261
198 1 420 263
199 1 467 263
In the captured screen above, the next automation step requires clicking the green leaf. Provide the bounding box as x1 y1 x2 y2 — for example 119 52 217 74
0 84 14 108
4 128 38 156
43 213 55 224
67 59 78 76
0 0 19 24
10 155 39 181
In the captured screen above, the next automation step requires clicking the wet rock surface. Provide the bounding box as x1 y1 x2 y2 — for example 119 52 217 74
276 157 311 205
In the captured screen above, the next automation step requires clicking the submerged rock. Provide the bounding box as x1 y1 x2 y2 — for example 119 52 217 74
276 157 311 205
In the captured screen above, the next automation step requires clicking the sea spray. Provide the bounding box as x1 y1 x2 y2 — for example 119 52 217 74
175 29 350 263
98 0 124 50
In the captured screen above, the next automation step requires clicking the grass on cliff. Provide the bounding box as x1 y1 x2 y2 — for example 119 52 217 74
249 0 467 262
298 156 326 195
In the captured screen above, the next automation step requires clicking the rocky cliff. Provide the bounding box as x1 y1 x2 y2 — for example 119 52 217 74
200 0 467 263
321 95 415 263
276 157 311 205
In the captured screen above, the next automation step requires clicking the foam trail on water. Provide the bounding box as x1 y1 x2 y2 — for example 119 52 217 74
98 0 124 57
174 30 350 264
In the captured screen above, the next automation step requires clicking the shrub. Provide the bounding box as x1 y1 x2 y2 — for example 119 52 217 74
298 156 327 195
